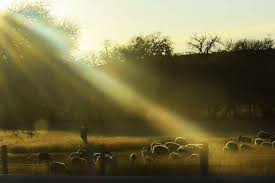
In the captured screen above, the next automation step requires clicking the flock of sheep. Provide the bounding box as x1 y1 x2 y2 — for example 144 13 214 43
38 148 118 176
223 131 275 152
140 137 204 163
28 131 275 176
37 136 205 176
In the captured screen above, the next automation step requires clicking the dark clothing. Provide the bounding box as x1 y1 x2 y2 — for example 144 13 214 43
80 126 88 144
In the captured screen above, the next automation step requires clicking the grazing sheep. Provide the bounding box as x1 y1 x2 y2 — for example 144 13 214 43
164 142 181 152
257 131 271 139
238 136 253 143
270 135 275 143
175 137 188 146
190 153 200 160
38 152 53 164
95 153 117 175
104 154 118 176
69 152 82 158
152 145 170 157
151 142 162 151
184 144 202 154
261 142 272 148
177 146 193 157
93 153 101 160
50 162 71 176
195 144 204 149
225 141 239 151
240 144 254 152
169 152 182 160
77 148 91 159
129 153 137 167
255 138 264 146
95 154 105 175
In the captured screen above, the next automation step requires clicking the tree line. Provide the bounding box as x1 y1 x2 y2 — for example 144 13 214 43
0 1 275 134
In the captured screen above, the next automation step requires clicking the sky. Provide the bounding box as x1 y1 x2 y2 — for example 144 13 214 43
0 0 275 53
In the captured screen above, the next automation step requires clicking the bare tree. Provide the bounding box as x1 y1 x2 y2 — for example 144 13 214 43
187 33 221 54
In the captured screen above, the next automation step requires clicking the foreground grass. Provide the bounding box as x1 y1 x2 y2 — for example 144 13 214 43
1 130 275 176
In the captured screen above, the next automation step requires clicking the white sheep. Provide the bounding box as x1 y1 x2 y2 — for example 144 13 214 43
168 152 182 160
152 145 170 158
190 153 200 160
164 142 181 152
255 138 264 146
257 131 272 139
129 153 137 167
240 144 254 152
175 137 188 146
238 136 253 143
225 141 239 151
95 153 117 176
177 146 193 157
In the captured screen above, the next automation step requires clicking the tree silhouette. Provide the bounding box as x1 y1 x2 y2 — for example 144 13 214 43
119 32 173 63
187 33 221 54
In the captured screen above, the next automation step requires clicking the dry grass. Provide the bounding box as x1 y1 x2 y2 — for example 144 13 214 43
0 131 153 153
1 130 275 176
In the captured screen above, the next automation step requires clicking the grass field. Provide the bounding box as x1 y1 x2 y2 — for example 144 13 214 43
1 130 275 176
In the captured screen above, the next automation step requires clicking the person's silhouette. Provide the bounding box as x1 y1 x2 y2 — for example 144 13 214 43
80 123 88 144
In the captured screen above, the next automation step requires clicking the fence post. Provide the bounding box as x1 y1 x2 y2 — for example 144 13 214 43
200 143 209 176
2 145 8 174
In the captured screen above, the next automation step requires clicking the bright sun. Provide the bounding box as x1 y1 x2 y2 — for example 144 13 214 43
0 0 12 10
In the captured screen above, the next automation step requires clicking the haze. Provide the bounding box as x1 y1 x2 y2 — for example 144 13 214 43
0 0 274 53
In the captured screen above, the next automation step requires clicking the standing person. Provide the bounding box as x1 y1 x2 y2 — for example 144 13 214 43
80 123 88 145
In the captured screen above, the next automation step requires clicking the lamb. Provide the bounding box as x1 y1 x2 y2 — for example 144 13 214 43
164 142 181 152
238 136 253 143
38 152 53 164
50 162 71 176
175 137 188 146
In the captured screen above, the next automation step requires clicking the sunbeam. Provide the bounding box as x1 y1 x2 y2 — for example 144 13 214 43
71 63 211 139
